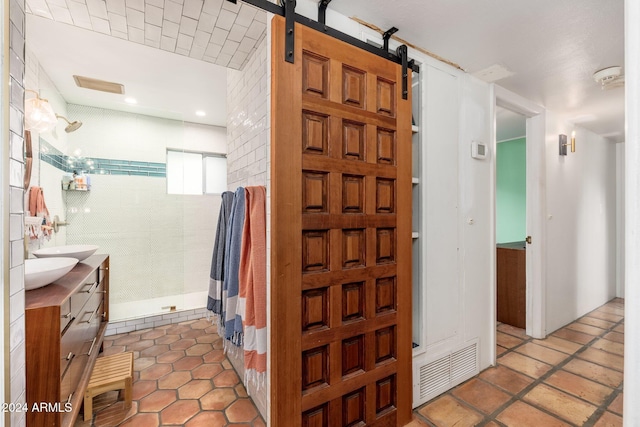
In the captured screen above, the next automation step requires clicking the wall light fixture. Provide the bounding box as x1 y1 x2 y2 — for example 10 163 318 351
24 90 57 133
559 131 576 156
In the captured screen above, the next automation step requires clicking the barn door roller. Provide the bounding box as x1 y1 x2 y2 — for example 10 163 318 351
225 0 420 74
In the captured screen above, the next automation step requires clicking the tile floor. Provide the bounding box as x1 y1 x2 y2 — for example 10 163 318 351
79 299 624 427
77 317 265 427
411 298 625 427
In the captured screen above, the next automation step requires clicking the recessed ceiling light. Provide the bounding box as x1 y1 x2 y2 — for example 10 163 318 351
125 97 137 104
195 110 206 117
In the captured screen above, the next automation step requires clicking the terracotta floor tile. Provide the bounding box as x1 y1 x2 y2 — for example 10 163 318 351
579 347 624 372
170 338 197 350
222 359 233 369
544 370 613 405
156 350 186 363
608 392 623 415
184 411 228 427
566 322 606 336
594 411 623 427
160 399 200 425
533 336 582 354
498 352 552 379
166 325 193 335
131 380 158 400
186 343 214 356
496 400 571 427
140 344 170 357
180 328 206 339
496 331 523 349
134 356 157 371
235 383 249 397
139 363 172 380
524 383 597 425
201 388 238 410
597 305 625 316
192 363 224 379
613 323 624 333
563 359 624 388
158 371 192 389
173 355 204 371
496 345 508 356
191 318 211 329
113 335 141 346
117 412 160 427
205 325 218 334
102 345 126 356
479 365 533 394
515 342 569 365
138 390 177 412
484 422 501 427
588 311 623 323
417 395 483 427
578 316 616 330
225 398 259 422
103 339 113 348
552 328 595 345
155 334 181 345
213 369 241 387
253 415 267 426
451 378 511 414
126 339 156 352
497 323 529 339
204 349 227 363
178 379 213 399
593 338 624 356
196 334 220 344
140 329 166 340
604 331 624 344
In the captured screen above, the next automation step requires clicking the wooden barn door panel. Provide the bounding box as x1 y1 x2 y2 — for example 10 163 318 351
271 15 412 427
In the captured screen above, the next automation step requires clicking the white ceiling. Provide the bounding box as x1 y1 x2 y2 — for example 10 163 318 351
26 0 626 142
330 0 625 143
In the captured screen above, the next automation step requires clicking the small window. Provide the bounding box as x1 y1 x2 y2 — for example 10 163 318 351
167 149 227 195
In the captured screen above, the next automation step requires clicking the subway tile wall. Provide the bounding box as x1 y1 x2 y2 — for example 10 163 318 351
8 0 27 423
225 34 269 420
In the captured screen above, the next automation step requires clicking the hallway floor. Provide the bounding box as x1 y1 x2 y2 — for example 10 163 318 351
410 298 624 427
78 299 623 426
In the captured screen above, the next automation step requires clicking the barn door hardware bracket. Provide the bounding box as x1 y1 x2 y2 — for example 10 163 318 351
284 0 296 63
397 45 409 100
383 27 398 52
318 0 332 25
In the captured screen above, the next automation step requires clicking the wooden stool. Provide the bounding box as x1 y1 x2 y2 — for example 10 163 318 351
84 352 134 421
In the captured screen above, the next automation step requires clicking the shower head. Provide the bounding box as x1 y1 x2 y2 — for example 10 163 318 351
56 114 83 133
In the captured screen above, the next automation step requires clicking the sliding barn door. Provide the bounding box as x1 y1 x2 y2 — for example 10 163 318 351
271 15 412 427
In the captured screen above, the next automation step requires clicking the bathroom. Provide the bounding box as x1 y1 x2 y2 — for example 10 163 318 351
19 1 270 424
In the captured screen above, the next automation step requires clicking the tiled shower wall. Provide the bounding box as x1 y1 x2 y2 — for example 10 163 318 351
225 34 270 420
54 105 226 321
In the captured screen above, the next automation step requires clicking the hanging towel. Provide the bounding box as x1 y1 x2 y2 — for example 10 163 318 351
222 187 246 348
28 186 52 239
238 186 267 387
208 191 235 318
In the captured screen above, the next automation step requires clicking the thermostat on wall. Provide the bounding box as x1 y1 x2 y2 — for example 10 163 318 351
471 140 488 159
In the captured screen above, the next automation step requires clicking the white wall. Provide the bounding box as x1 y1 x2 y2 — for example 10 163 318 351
225 34 269 419
616 142 625 298
544 115 617 333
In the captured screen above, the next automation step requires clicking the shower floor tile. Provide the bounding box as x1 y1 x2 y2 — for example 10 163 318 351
76 318 264 427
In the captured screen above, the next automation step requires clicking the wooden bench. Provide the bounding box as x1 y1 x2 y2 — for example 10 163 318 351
84 351 134 421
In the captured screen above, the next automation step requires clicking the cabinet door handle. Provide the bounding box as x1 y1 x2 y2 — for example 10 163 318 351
97 290 107 294
79 282 97 293
66 393 74 405
66 352 74 361
84 307 99 324
85 337 97 356
62 311 72 319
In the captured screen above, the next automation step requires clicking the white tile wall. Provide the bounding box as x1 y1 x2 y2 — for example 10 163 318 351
225 35 269 420
105 307 210 335
25 0 268 70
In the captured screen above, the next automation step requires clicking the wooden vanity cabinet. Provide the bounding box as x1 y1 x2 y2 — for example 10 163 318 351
25 254 109 427
497 242 526 329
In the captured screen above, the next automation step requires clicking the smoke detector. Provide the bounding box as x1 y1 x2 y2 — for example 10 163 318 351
593 66 624 90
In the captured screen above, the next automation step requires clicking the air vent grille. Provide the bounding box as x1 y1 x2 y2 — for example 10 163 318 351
73 75 125 94
416 342 478 404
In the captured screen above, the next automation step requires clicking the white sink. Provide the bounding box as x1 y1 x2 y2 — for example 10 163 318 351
24 257 79 290
33 244 99 261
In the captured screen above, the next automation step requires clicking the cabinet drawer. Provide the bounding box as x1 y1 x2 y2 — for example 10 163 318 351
60 322 86 378
70 274 99 316
60 299 72 333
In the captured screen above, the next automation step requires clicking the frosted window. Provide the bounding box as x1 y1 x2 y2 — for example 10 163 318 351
167 150 226 195
205 156 227 194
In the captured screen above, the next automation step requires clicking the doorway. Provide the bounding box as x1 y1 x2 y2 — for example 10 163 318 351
496 107 527 330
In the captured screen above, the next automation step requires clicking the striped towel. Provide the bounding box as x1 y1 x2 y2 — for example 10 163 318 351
207 191 235 318
222 187 246 348
238 186 267 387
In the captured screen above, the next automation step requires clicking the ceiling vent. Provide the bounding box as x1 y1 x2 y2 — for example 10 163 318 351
472 64 515 83
593 66 625 90
73 75 125 94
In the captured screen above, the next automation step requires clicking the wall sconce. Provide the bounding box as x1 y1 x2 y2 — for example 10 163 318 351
559 131 576 156
24 89 57 133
